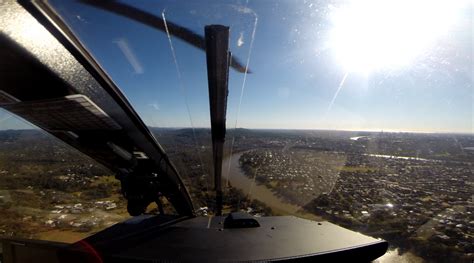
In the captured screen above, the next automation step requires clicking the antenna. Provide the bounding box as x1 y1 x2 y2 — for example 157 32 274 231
205 25 230 216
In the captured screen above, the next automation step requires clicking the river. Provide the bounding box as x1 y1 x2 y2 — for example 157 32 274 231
222 152 318 219
222 151 423 262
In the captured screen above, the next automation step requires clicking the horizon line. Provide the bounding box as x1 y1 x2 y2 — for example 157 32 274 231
1 127 472 135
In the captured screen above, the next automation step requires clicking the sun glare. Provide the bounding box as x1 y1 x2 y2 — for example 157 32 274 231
328 0 466 73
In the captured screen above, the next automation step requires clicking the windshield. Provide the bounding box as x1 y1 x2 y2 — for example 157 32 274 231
1 0 473 262
0 116 131 242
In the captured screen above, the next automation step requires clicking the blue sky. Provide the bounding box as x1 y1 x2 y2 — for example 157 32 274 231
1 0 472 133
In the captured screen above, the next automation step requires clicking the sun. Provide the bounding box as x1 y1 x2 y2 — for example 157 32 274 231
328 0 466 74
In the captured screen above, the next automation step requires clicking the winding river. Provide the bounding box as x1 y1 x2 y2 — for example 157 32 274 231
222 152 318 219
222 151 423 262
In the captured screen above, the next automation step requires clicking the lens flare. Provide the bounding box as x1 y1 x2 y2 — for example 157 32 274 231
328 0 467 73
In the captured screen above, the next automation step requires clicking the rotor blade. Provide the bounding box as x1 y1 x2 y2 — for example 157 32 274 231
79 0 251 73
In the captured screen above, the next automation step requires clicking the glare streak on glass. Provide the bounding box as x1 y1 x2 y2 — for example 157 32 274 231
113 39 144 74
239 166 259 211
325 71 349 115
0 111 12 124
225 9 258 189
149 113 193 182
161 10 208 191
247 167 258 200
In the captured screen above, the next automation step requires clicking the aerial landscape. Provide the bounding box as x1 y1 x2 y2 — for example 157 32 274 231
0 128 472 262
0 0 471 262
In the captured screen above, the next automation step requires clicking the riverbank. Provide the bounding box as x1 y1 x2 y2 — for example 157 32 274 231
222 152 320 220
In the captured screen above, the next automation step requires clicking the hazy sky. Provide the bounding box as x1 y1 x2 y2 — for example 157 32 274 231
1 0 473 133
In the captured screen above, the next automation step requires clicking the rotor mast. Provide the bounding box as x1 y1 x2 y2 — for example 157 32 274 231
205 25 230 216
